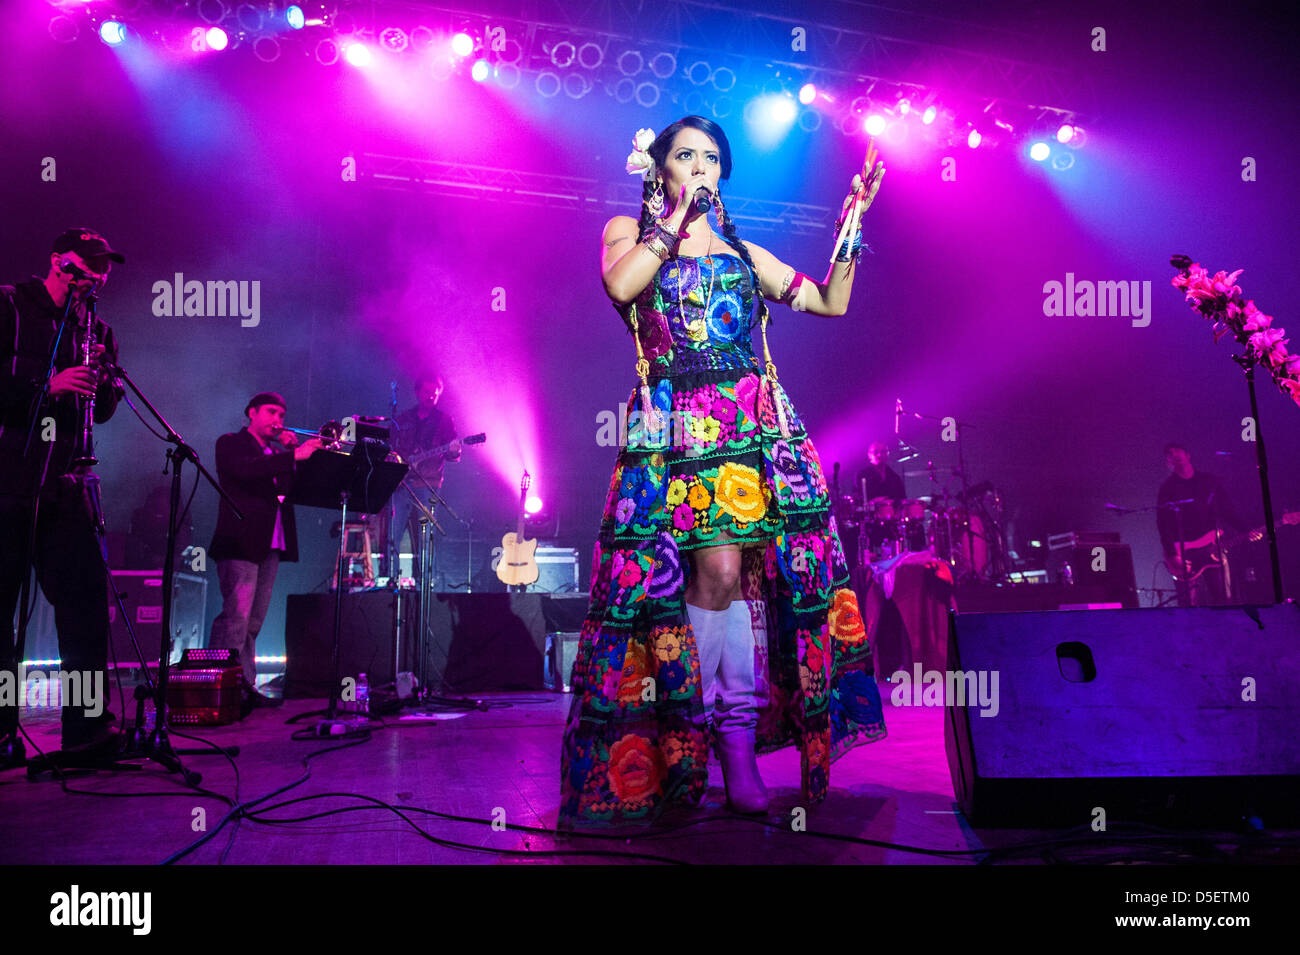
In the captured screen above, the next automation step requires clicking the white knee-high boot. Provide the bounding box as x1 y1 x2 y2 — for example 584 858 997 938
685 603 726 717
714 599 769 813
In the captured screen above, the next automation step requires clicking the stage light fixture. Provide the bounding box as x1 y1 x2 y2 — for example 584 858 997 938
410 26 435 50
495 62 520 89
1065 125 1086 148
344 42 372 67
711 67 735 92
1051 151 1075 170
799 83 816 105
550 41 575 68
687 61 712 86
897 98 911 114
100 20 126 46
206 26 229 51
535 71 561 97
196 0 227 25
236 4 262 32
285 5 304 30
314 37 339 65
254 35 281 62
614 77 635 103
451 32 474 57
711 96 732 119
525 495 544 515
578 42 603 70
922 105 937 125
564 73 589 99
49 15 79 43
798 109 822 132
967 128 982 148
649 52 676 80
772 95 797 124
471 59 490 82
635 81 660 108
1029 141 1050 161
617 50 643 76
1056 123 1075 143
864 113 886 136
380 28 408 53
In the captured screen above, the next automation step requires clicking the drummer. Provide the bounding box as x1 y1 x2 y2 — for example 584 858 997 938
856 440 905 510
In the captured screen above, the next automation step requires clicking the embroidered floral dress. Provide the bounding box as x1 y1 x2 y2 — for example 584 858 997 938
559 244 886 827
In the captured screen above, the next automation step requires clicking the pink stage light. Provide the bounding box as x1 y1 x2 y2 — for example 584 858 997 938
345 42 373 67
205 27 228 51
1056 123 1075 144
525 495 544 515
966 128 982 148
921 105 937 125
864 114 886 136
798 83 816 105
451 32 474 57
471 59 490 82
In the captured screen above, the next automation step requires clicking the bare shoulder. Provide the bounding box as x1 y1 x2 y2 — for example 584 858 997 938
739 239 789 273
602 215 640 247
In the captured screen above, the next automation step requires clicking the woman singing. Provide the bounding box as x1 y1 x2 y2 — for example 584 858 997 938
559 116 887 827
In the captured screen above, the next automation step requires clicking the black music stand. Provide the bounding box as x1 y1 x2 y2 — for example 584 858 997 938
287 441 406 731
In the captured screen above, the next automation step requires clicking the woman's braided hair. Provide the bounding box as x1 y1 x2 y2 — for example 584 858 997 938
634 115 773 325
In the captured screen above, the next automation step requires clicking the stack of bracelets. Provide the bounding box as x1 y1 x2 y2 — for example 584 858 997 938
643 219 681 261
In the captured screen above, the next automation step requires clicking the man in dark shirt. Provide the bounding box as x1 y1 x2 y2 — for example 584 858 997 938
386 373 460 582
208 392 322 712
855 440 905 507
1 229 124 766
1157 443 1247 606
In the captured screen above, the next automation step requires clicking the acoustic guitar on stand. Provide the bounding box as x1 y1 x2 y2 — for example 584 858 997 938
496 470 539 588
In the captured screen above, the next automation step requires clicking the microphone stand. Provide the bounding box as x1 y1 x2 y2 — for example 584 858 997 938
34 361 243 783
1233 352 1284 603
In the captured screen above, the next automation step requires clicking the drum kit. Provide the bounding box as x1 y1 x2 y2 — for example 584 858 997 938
834 468 1010 582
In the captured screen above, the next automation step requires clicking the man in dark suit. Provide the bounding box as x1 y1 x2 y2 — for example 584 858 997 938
209 392 321 710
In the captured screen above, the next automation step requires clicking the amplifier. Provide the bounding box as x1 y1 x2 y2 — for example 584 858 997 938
1047 531 1122 551
107 570 208 666
1045 543 1138 608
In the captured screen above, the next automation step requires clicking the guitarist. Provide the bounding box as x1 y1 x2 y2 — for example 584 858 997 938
1157 443 1246 606
387 373 461 581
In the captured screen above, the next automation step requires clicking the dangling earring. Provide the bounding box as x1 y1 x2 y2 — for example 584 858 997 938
648 178 666 219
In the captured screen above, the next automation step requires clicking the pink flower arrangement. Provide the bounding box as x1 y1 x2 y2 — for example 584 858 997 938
1170 255 1298 407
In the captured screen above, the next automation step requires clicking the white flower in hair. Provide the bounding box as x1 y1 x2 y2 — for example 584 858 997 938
625 127 658 179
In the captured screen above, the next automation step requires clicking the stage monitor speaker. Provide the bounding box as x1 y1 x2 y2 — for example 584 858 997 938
944 605 1300 827
283 591 417 698
106 570 207 667
1045 543 1138 607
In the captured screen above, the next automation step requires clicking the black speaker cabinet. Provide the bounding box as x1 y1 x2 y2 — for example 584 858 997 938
283 591 418 698
944 605 1300 827
424 593 548 692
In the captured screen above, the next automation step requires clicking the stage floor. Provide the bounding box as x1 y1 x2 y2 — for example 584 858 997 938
1 684 1292 865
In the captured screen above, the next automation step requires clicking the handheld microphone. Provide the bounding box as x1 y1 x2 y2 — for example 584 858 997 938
692 187 712 215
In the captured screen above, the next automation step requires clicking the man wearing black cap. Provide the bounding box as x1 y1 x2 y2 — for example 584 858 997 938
208 392 322 713
1 229 125 768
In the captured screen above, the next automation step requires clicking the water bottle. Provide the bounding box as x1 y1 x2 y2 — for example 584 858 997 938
356 672 369 715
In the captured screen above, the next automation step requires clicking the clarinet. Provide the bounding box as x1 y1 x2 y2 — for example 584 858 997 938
71 294 99 468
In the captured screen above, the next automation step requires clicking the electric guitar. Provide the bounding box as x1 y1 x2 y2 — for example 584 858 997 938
405 432 485 479
1171 508 1300 584
496 471 539 588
